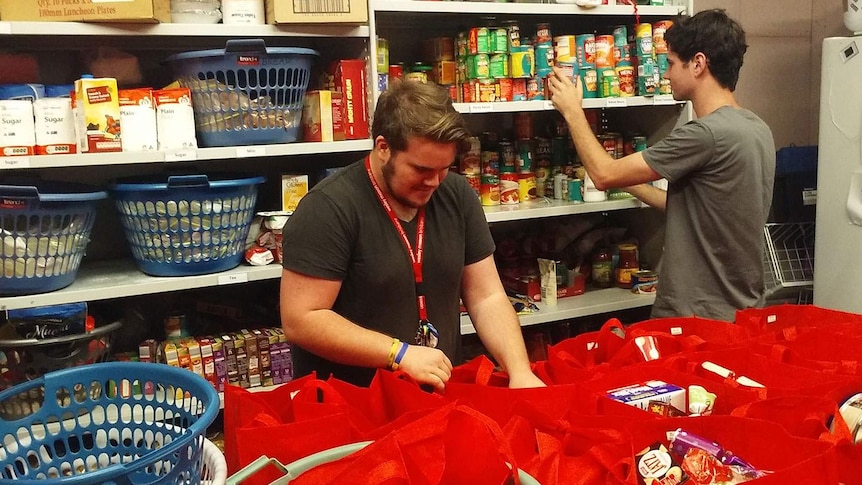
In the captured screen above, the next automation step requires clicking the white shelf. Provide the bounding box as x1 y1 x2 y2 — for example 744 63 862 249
0 139 373 170
460 287 655 335
0 21 370 38
483 197 642 223
453 96 682 115
371 0 684 16
0 261 283 311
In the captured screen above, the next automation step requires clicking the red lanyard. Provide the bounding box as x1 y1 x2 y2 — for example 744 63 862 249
365 156 429 322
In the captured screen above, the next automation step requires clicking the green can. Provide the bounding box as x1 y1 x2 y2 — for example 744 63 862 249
633 135 647 152
535 43 554 77
493 27 508 54
581 69 598 98
655 53 669 75
599 69 620 98
489 53 509 79
467 53 490 80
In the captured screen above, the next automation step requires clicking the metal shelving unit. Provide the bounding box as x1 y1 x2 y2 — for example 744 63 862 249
763 222 815 303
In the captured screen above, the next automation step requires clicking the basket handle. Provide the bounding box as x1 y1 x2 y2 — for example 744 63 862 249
0 320 122 347
225 39 268 54
166 175 210 189
0 184 40 201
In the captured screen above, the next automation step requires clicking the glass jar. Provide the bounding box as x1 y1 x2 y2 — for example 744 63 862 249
616 243 639 289
592 247 614 288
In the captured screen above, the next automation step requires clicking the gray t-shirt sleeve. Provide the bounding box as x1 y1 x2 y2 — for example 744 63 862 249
642 120 717 183
458 176 495 265
281 191 354 280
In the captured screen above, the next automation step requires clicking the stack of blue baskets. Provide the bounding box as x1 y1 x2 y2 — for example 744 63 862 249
0 362 219 484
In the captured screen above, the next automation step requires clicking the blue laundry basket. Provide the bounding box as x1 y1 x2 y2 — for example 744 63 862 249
166 39 318 148
110 174 265 277
0 181 107 296
0 362 220 484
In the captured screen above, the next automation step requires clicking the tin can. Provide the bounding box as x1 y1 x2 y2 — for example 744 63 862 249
470 27 491 55
517 140 533 172
498 78 513 102
467 54 490 80
405 71 427 83
653 20 673 55
389 63 404 80
838 393 862 443
535 43 554 78
480 173 501 206
377 73 389 92
594 34 615 68
597 134 616 158
659 78 673 95
526 77 544 100
492 27 508 54
376 37 389 71
631 270 658 294
464 173 481 197
632 135 648 152
612 25 628 48
518 172 537 201
634 23 653 59
600 69 620 98
499 140 517 172
616 65 635 96
476 78 499 102
509 46 535 78
511 78 527 101
555 61 578 81
500 172 520 205
514 112 532 140
164 314 188 338
489 53 509 79
575 34 596 69
536 23 552 44
553 35 576 63
504 21 521 50
481 148 500 175
460 136 482 174
581 69 598 98
457 32 469 58
568 178 583 202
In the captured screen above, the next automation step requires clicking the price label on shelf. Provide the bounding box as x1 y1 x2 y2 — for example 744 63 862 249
165 149 197 162
0 157 30 169
469 103 494 113
654 95 677 105
218 273 249 286
236 146 266 158
605 98 628 108
0 23 11 35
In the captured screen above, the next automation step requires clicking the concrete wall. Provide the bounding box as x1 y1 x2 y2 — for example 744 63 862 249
693 0 850 148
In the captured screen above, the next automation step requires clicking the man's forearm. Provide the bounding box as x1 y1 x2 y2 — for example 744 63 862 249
563 109 616 187
469 294 533 378
624 183 667 211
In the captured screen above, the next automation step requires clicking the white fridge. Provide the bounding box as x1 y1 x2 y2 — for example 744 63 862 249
813 35 862 312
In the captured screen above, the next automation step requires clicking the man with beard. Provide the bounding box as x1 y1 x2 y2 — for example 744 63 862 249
280 80 544 390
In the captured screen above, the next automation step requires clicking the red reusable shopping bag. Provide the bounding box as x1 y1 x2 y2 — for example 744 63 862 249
625 415 839 485
626 316 753 347
735 304 862 337
290 403 524 485
731 396 854 444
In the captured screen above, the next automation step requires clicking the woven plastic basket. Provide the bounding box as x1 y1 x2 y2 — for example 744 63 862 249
0 361 220 484
166 39 318 147
0 181 107 295
110 174 264 276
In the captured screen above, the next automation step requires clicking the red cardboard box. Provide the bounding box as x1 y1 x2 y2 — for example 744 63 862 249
328 60 369 140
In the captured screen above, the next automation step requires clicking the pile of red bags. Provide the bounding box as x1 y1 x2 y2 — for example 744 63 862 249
224 304 862 485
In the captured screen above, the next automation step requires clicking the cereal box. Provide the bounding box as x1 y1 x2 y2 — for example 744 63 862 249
74 76 122 153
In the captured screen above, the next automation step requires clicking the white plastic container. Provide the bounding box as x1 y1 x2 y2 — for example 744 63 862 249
222 0 265 24
582 172 607 202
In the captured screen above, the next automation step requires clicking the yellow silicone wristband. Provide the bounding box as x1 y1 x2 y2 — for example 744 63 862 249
387 338 400 370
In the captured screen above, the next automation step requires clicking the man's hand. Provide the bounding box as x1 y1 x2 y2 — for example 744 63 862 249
397 345 453 392
507 370 547 389
548 66 584 118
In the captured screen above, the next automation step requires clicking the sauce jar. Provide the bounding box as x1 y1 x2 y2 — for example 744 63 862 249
616 243 639 289
592 246 614 288
405 63 432 83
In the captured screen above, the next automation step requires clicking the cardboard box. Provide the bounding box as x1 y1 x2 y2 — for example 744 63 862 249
0 0 171 23
302 90 345 142
264 0 367 24
282 174 309 212
327 60 369 140
606 380 686 413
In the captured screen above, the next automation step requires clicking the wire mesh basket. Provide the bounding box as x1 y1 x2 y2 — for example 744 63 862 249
763 222 815 302
0 361 220 484
0 321 121 391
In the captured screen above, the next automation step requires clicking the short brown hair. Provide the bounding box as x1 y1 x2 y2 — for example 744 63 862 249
371 80 471 153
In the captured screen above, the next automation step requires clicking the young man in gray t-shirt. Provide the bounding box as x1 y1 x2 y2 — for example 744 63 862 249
548 9 775 322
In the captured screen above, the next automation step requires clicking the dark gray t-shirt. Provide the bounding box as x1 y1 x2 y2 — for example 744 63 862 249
642 106 776 322
281 160 495 386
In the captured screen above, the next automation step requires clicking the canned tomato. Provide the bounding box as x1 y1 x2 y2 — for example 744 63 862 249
631 270 658 294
